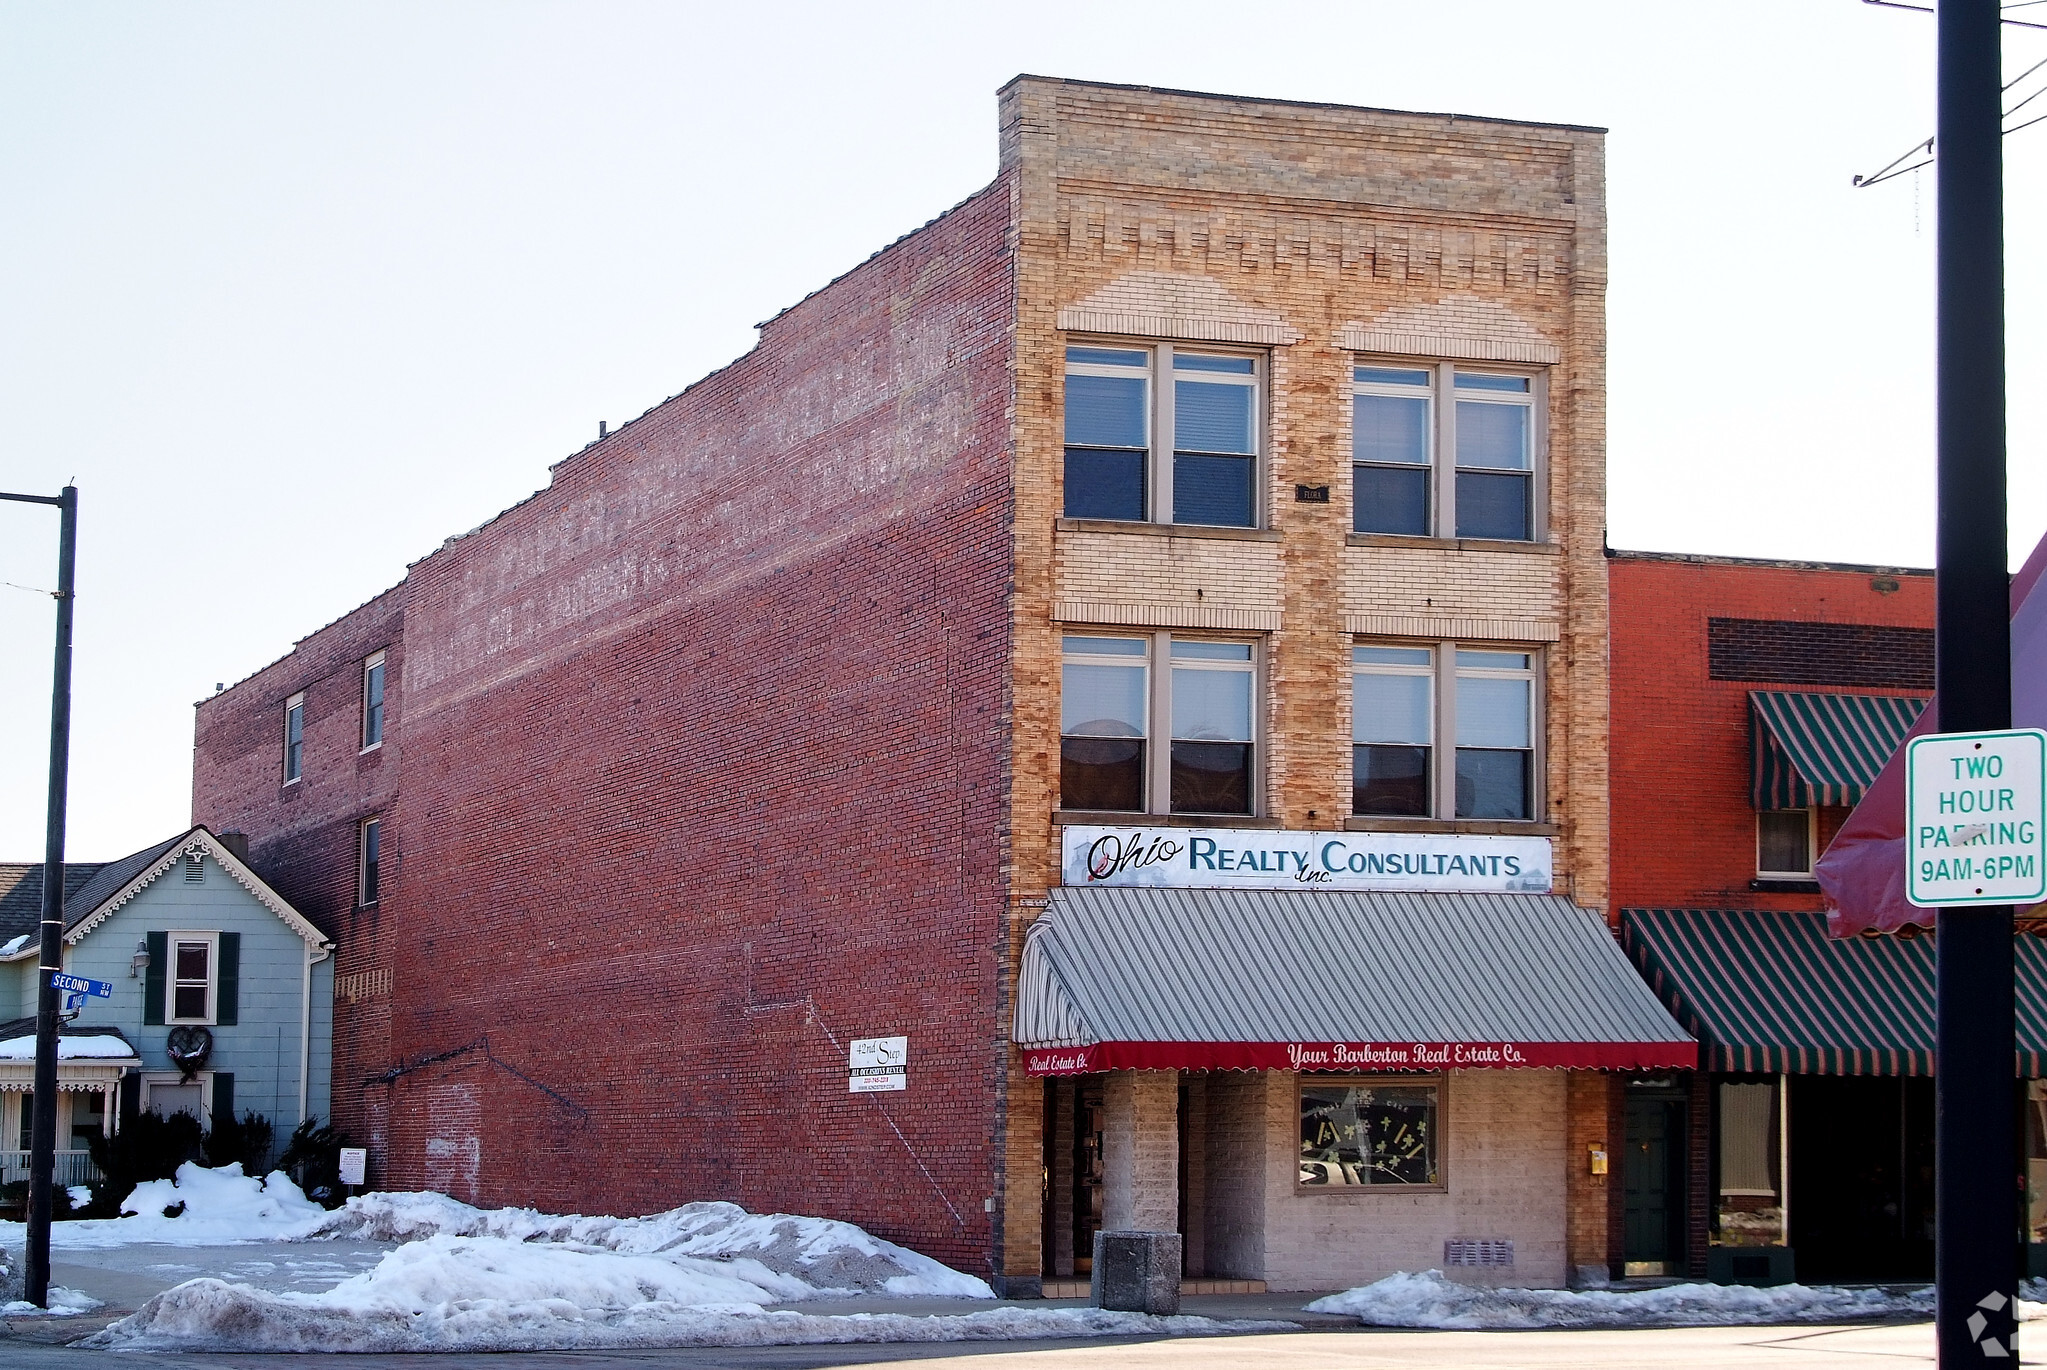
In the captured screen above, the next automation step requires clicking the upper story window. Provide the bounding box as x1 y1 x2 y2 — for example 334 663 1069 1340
1757 810 1816 880
359 817 382 906
1064 345 1261 529
283 693 305 784
1352 364 1540 541
362 651 386 751
1060 633 1258 817
168 932 219 1025
1456 650 1537 820
1352 645 1435 816
1352 643 1541 821
1060 635 1149 812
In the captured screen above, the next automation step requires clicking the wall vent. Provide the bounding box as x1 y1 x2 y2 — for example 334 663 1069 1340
1444 1239 1514 1268
184 854 204 883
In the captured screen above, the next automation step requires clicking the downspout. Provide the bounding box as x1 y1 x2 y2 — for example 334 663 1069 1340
300 939 331 1125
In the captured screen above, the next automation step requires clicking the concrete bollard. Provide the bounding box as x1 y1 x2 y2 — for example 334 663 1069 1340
1090 1230 1182 1315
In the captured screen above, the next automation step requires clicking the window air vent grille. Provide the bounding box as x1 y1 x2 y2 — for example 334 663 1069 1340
184 854 204 883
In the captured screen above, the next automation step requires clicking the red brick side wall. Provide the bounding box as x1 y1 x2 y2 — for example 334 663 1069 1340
194 181 1018 1270
190 589 406 1163
1607 555 1934 918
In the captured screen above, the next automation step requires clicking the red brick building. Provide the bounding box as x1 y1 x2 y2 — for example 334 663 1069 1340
1607 550 1954 1284
193 79 1698 1293
1610 551 1935 915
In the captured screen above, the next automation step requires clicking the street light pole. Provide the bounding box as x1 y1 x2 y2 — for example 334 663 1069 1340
0 485 77 1309
1932 0 2015 1362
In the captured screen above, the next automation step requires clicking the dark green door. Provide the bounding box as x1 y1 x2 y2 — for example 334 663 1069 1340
1624 1095 1688 1267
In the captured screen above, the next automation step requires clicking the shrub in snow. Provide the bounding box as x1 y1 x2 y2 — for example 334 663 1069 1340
201 1110 275 1174
82 1108 206 1216
276 1117 353 1208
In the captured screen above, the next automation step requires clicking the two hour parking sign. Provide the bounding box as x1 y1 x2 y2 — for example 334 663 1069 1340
1905 728 2047 908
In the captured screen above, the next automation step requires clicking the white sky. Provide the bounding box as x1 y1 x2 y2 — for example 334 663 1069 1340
3 1 2044 860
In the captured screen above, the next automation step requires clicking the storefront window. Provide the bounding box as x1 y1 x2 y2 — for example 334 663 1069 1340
1299 1080 1439 1187
1715 1078 1785 1246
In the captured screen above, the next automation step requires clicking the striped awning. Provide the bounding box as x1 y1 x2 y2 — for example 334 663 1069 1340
1014 886 1696 1074
1750 690 1926 810
1623 907 2047 1076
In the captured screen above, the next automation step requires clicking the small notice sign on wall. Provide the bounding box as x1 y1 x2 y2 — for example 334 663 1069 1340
849 1036 908 1093
337 1147 367 1187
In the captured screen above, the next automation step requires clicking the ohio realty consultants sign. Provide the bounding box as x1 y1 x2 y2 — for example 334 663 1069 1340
1060 825 1553 895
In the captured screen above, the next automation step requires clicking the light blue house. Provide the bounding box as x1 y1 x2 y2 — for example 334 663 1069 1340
0 826 333 1180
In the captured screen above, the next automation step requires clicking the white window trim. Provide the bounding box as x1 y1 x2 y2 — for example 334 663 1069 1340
1756 808 1819 880
1351 639 1545 822
165 930 221 1027
1349 356 1547 542
361 651 386 754
1059 630 1263 818
283 692 306 785
139 1071 215 1127
358 817 382 907
1064 339 1266 529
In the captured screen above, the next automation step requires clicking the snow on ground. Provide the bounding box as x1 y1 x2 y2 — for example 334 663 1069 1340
0 1163 329 1250
84 1234 1291 1353
310 1194 993 1298
1 1286 101 1317
1305 1270 1988 1329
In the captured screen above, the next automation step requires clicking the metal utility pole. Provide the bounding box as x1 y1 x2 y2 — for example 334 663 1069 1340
1933 0 2015 1362
0 484 77 1309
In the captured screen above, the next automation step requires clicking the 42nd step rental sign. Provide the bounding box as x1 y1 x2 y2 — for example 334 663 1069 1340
1906 728 2047 908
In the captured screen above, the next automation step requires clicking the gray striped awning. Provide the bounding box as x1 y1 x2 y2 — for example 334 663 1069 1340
1750 691 1927 810
1014 886 1695 1074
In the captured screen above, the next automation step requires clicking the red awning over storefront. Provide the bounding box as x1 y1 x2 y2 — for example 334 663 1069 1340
1818 532 2047 935
1013 886 1696 1075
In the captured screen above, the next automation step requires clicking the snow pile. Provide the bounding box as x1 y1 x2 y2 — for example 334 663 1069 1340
1307 1270 1943 1328
2 1286 101 1317
86 1235 1290 1353
0 1163 328 1250
312 1195 991 1298
0 1249 99 1316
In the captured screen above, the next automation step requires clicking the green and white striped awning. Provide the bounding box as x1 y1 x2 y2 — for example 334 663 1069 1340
1623 907 2047 1076
1749 690 1926 810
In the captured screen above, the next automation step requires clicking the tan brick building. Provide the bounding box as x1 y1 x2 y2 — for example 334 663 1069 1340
193 76 1690 1296
996 78 1686 1294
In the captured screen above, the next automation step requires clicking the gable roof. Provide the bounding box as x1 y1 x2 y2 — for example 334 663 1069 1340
0 826 330 960
0 862 109 947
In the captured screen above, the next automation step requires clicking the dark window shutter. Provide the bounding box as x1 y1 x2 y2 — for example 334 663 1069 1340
119 1071 140 1128
143 932 167 1026
210 1072 233 1128
216 932 240 1026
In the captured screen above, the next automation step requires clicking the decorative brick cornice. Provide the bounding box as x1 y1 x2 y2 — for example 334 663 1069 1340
1054 601 1281 632
1344 613 1560 643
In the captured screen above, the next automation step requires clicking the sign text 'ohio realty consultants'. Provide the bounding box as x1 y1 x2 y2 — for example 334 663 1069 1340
1061 825 1552 894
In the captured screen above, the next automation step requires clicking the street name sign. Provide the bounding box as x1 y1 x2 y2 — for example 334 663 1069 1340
50 974 111 998
1905 728 2047 908
848 1036 907 1093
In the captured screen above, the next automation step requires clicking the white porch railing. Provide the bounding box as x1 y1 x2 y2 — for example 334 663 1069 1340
0 1150 102 1189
